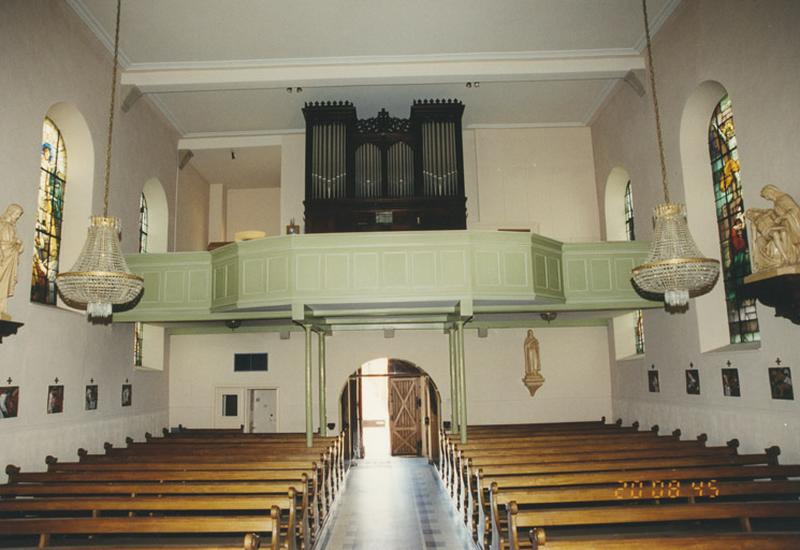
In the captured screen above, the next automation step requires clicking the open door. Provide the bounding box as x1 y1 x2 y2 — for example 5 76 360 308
388 377 420 456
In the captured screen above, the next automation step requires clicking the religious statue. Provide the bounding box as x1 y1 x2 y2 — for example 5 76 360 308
745 185 800 272
522 329 545 396
0 204 24 320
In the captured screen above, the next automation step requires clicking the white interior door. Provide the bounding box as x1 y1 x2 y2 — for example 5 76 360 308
213 387 244 429
249 389 278 433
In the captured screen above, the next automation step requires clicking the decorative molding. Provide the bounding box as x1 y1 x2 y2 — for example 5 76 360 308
582 79 622 126
124 48 644 73
466 122 586 130
632 0 683 52
66 0 132 68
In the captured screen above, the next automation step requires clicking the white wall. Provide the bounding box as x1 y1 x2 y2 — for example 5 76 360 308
175 165 210 251
0 1 173 474
467 127 600 241
169 327 612 432
591 0 800 462
226 188 281 240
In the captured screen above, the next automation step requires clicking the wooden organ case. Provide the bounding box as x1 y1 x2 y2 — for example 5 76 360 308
303 100 466 233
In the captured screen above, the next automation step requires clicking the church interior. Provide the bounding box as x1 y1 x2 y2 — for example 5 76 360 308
1 1 799 548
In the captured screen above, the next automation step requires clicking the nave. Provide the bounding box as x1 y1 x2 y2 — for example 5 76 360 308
2 419 800 549
318 458 474 550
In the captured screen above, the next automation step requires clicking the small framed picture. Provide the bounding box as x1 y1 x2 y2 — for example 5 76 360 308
648 370 660 393
685 369 701 395
769 367 794 400
121 384 132 407
0 386 19 419
85 385 98 411
47 385 64 414
721 368 740 397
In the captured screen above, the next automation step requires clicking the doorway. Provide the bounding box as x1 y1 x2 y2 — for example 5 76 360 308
339 358 441 460
213 387 278 433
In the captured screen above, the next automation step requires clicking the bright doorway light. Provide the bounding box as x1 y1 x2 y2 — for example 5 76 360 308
361 358 390 458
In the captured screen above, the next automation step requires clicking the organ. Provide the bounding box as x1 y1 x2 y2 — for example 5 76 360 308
303 100 466 233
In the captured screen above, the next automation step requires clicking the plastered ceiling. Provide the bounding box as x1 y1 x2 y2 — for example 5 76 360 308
70 0 680 135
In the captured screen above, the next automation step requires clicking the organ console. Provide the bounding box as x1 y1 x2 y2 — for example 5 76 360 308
303 100 467 233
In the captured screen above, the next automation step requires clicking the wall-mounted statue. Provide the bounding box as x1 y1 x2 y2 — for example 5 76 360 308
522 329 545 396
746 185 800 272
0 204 24 320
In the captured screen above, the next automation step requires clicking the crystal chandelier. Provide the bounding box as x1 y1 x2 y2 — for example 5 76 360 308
57 0 143 319
630 0 719 308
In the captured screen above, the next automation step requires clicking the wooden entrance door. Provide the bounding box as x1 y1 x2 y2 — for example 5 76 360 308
388 377 420 456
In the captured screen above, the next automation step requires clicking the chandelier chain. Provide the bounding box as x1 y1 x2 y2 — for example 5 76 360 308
642 0 670 204
103 0 122 218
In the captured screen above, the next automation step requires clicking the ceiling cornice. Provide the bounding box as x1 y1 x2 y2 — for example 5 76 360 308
66 0 132 68
633 0 683 52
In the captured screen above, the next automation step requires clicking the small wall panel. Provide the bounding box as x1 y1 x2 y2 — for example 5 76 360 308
383 252 410 288
353 253 379 289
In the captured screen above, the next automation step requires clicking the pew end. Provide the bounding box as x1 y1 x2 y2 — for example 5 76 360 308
103 442 113 454
5 464 20 483
766 445 781 465
672 428 682 439
727 438 740 452
125 436 134 447
697 433 709 445
244 532 261 550
631 420 639 431
45 455 58 466
650 424 659 433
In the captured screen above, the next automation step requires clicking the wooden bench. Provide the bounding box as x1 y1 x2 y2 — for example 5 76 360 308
508 501 800 550
0 481 304 550
492 479 800 550
528 532 800 549
0 504 276 549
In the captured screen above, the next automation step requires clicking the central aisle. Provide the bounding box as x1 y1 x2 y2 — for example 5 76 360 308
318 457 476 550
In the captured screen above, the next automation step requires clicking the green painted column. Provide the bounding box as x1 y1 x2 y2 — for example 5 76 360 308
448 328 459 434
303 324 313 447
318 331 327 437
456 320 468 444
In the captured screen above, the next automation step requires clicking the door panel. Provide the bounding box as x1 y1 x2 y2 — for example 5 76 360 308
249 389 277 433
389 377 420 456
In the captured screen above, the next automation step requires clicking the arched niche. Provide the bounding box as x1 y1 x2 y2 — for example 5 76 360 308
679 81 756 352
142 178 169 253
604 166 632 241
44 102 94 310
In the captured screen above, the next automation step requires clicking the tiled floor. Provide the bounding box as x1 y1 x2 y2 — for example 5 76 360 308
318 457 476 550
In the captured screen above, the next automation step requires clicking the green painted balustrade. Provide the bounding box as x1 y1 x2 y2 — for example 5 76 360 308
115 231 656 323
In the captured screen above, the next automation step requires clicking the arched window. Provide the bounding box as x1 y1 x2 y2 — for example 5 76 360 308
707 95 759 344
623 180 645 355
31 118 67 305
134 193 148 367
138 193 149 253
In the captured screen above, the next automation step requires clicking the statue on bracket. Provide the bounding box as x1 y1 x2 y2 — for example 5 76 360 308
746 185 800 272
522 329 545 396
0 204 24 320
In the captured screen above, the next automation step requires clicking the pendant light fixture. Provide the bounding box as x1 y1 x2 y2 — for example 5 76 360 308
630 0 719 308
57 0 143 319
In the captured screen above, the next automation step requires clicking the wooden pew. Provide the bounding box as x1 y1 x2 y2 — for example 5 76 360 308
508 501 800 550
529 532 800 549
455 434 731 530
492 479 800 550
0 481 303 550
0 503 276 549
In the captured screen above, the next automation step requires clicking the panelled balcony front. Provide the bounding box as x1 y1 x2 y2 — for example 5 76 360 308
115 231 655 323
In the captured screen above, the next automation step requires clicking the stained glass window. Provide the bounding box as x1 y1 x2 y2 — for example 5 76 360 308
707 95 759 344
134 193 148 367
138 193 148 254
623 180 645 355
31 118 67 305
624 180 636 241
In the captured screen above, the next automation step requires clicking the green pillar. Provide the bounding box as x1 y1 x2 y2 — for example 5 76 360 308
448 328 459 434
304 324 313 447
456 320 467 444
318 331 327 437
